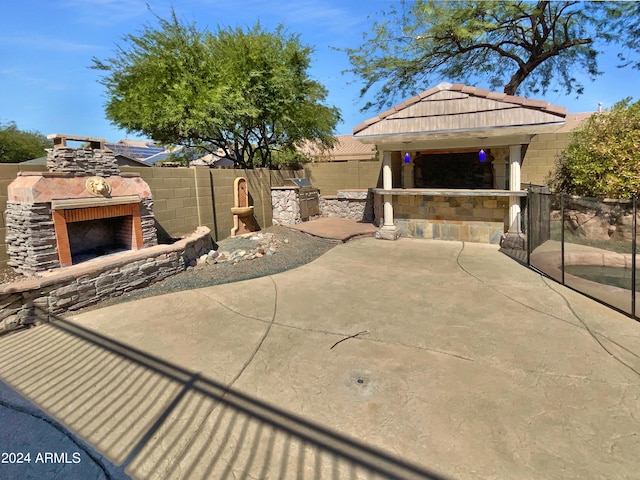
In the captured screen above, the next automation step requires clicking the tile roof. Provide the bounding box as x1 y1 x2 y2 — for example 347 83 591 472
331 134 376 157
555 112 594 133
301 134 376 161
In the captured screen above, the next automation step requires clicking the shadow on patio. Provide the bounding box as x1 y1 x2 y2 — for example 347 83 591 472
0 309 448 480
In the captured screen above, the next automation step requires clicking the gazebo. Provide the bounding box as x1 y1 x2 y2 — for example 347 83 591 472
354 82 566 243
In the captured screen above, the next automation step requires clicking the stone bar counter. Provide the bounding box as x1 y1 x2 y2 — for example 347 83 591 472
319 189 373 222
271 185 303 225
371 188 528 244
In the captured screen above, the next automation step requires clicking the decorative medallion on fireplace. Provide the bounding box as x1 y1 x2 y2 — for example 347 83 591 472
5 134 157 274
86 176 112 197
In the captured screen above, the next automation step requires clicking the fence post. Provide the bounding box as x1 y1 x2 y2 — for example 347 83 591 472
526 184 531 265
560 193 565 285
633 196 637 319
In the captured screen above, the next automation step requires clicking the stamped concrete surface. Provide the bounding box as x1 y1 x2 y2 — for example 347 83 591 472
286 217 378 242
0 238 639 479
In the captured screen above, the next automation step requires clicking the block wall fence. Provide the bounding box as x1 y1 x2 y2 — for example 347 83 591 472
520 132 572 186
304 160 382 196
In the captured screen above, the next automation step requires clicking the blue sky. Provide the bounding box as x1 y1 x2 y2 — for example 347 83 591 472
2 0 640 143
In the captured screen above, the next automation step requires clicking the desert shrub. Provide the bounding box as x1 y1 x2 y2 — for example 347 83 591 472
550 98 640 197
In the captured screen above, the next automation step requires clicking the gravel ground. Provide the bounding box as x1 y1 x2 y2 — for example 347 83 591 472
70 225 338 313
0 266 24 285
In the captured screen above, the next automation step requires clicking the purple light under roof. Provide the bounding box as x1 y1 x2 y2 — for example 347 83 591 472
404 152 411 163
478 149 486 162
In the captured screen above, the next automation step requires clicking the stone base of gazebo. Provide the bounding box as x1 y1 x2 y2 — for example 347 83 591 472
372 188 525 244
375 226 401 241
395 219 504 244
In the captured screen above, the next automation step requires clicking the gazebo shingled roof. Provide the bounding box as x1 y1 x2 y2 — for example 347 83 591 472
353 83 566 144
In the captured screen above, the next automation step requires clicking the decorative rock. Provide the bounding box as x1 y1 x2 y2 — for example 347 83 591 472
337 190 369 200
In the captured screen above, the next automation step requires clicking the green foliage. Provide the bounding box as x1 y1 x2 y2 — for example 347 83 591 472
0 121 52 163
269 148 309 170
344 0 640 111
92 10 340 168
549 98 640 198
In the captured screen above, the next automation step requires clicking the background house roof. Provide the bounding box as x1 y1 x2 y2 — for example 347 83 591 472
555 112 594 133
353 83 568 149
302 134 376 162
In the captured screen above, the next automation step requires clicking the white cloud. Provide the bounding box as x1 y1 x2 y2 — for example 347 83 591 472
0 35 98 52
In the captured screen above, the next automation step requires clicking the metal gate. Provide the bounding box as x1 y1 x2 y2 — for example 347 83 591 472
527 186 551 252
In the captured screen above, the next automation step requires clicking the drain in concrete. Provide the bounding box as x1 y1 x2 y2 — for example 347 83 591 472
346 371 375 398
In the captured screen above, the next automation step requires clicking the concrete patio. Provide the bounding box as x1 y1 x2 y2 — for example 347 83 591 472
0 237 639 479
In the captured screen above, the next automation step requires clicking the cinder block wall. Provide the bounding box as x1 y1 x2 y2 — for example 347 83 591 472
303 160 382 196
207 168 300 242
121 166 214 242
521 131 572 186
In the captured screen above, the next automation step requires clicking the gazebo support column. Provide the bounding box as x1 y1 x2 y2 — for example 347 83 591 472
402 155 414 188
508 144 522 233
376 150 400 240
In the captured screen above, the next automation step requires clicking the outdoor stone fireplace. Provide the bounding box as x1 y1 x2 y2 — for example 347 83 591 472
5 135 157 275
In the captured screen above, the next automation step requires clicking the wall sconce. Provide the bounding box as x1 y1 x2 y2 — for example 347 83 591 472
404 152 411 164
478 149 486 162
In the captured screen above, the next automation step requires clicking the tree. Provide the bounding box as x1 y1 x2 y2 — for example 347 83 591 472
0 121 52 163
549 98 640 197
92 11 341 168
345 0 640 111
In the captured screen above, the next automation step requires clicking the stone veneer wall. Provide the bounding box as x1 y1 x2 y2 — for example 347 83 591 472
138 198 156 246
393 195 509 244
0 227 212 335
271 187 302 225
319 190 374 222
47 147 120 176
273 188 376 224
5 203 57 274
